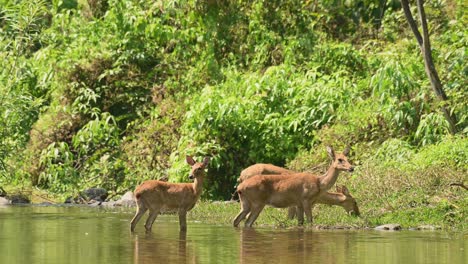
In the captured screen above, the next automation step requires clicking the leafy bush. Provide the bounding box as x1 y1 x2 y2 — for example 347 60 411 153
171 65 358 199
0 0 465 207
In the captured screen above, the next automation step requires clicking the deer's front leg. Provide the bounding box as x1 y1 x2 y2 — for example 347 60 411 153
296 205 304 225
179 210 187 231
303 200 314 223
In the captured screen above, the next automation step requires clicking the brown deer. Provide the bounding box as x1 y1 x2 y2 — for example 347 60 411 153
130 156 210 232
238 164 360 217
233 146 353 227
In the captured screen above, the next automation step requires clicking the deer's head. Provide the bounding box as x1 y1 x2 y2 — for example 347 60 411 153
186 156 210 180
336 185 360 216
327 146 354 172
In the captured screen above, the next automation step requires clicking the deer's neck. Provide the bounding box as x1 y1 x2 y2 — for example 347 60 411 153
319 192 345 206
318 165 340 192
192 177 204 197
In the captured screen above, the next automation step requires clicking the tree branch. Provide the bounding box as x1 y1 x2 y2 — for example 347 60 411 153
401 0 423 46
402 0 458 135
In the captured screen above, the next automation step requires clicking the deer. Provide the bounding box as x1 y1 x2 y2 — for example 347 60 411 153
238 164 360 217
130 156 210 232
233 146 354 227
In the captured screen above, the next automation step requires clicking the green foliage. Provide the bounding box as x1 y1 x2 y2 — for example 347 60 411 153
38 141 77 193
0 0 466 211
411 135 468 170
172 65 358 199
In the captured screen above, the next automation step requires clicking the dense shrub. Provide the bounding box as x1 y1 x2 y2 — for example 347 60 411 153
0 0 465 204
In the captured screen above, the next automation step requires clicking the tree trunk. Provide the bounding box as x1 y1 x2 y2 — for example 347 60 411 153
400 0 457 134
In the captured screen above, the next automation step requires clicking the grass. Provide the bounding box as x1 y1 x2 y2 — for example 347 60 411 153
187 198 466 231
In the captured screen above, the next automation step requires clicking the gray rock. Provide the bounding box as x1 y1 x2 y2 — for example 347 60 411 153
375 224 402 231
82 188 108 202
417 225 441 230
8 194 30 204
113 191 135 207
88 201 102 207
37 202 53 206
0 197 11 205
0 186 6 197
100 201 116 207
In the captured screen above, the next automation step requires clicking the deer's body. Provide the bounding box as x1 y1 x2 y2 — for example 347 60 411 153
134 180 200 212
130 156 210 232
239 173 320 207
233 146 353 227
239 164 360 216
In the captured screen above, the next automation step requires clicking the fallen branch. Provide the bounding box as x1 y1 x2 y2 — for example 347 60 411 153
449 183 468 191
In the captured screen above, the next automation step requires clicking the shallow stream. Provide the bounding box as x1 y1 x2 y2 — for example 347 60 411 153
0 206 465 263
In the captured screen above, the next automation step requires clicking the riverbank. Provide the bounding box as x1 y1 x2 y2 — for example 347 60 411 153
1 185 466 232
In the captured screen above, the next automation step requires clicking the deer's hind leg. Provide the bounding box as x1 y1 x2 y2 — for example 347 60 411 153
287 207 297 219
144 209 160 232
303 199 315 223
130 200 148 232
244 204 265 227
233 197 251 227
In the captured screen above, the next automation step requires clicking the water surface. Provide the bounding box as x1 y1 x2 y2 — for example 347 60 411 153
0 206 465 263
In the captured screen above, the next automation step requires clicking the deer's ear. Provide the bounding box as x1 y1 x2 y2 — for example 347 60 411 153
326 146 335 160
186 156 196 166
202 157 210 167
343 146 351 156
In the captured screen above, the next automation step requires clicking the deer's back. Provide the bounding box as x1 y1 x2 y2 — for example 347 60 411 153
239 164 294 182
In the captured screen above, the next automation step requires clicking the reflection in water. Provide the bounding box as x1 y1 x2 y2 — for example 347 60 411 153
240 228 307 264
0 206 465 264
132 229 197 264
239 228 347 264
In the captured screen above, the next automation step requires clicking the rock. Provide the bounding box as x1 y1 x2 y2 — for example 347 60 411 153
417 225 441 230
0 197 11 205
100 201 116 207
88 201 102 207
8 194 30 204
0 186 6 197
113 191 135 207
64 195 86 204
374 224 402 231
66 188 108 204
37 202 53 206
82 188 108 202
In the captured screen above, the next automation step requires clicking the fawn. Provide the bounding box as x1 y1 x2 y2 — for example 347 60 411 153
130 156 210 232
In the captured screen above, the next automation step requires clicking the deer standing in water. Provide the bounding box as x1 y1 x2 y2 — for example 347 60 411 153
233 146 354 227
130 156 210 232
239 164 360 217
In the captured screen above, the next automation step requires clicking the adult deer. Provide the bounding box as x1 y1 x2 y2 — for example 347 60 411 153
130 156 210 232
239 164 360 216
233 146 353 227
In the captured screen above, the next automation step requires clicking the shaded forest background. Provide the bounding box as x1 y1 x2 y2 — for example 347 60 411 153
0 0 466 227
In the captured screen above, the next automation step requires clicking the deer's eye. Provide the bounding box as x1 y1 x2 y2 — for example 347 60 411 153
338 158 344 163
